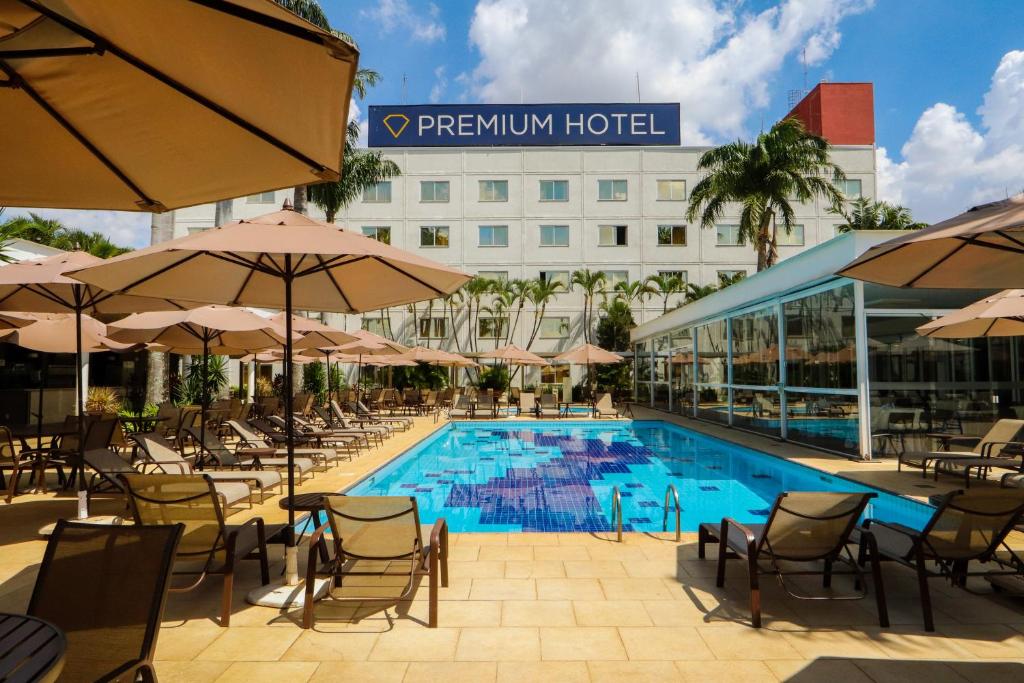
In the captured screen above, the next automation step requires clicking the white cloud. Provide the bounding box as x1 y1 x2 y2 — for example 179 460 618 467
362 0 446 43
6 207 150 248
429 66 448 103
465 0 872 142
876 50 1024 223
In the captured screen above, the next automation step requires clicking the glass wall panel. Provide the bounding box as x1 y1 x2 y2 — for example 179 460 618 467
784 390 860 455
785 284 856 389
653 335 671 411
731 306 779 387
671 331 694 416
634 341 651 406
732 388 781 437
696 386 729 424
697 320 728 385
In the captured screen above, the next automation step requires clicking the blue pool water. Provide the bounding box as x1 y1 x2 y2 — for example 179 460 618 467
346 420 934 533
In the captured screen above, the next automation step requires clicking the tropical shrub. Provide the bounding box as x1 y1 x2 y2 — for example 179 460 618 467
302 361 328 404
476 365 510 391
86 386 122 414
392 363 448 390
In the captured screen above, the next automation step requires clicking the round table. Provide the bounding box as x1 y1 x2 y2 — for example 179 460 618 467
0 613 66 683
279 492 336 562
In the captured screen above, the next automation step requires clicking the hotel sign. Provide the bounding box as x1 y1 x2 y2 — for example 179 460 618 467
368 103 681 147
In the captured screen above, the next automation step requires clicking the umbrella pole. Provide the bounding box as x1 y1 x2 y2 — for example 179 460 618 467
283 269 298 586
35 353 47 454
199 334 209 470
74 300 87 519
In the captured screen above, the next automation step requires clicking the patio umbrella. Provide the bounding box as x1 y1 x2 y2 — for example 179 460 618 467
0 0 358 211
68 205 470 603
106 306 289 456
553 343 623 398
271 313 357 404
838 194 1024 288
916 290 1024 338
0 251 190 517
329 339 404 393
479 344 550 394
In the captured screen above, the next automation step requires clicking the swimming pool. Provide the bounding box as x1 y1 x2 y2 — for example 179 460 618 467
345 420 934 533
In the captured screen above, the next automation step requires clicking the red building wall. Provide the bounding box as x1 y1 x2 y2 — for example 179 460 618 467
786 83 874 146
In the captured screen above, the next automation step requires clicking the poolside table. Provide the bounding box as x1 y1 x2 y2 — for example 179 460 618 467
0 613 66 683
279 492 335 562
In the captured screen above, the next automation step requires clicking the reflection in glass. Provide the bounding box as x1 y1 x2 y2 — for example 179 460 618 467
785 285 856 389
697 320 728 385
785 391 859 455
731 307 779 387
672 341 695 416
732 388 782 437
697 386 730 424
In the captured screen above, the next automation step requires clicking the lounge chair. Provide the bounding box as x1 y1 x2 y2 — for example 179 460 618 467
933 444 1024 487
295 411 386 445
859 488 1024 631
348 400 413 430
226 418 335 472
303 495 448 629
247 417 351 466
121 473 285 626
183 426 315 485
28 520 182 681
518 392 537 417
132 432 279 503
698 491 887 628
81 447 142 505
475 394 497 419
594 393 620 419
448 394 472 419
538 393 561 418
899 419 1024 477
268 413 371 452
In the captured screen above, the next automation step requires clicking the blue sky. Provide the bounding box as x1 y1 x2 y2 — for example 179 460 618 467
14 1 1024 245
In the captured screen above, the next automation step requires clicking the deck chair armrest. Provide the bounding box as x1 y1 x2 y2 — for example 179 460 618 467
946 436 982 450
720 517 758 556
146 458 191 475
306 520 333 584
981 441 1024 457
226 517 265 561
429 518 448 552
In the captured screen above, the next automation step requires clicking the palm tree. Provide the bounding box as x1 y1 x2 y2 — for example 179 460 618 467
645 273 686 314
612 279 656 307
525 279 564 348
685 282 718 302
309 118 401 222
571 269 606 344
0 212 132 257
462 277 494 353
50 229 131 257
687 118 845 271
503 278 533 346
717 271 746 288
832 197 928 232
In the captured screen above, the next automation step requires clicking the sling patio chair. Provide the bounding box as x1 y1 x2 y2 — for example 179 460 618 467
81 447 143 506
266 414 369 453
302 495 449 629
28 520 182 683
932 444 1024 487
182 425 316 485
518 392 537 417
293 411 386 446
898 418 1024 477
327 406 396 437
1 425 66 503
698 491 888 629
538 393 561 419
475 394 497 419
120 473 286 627
227 418 336 472
447 394 473 420
131 432 278 504
349 399 413 430
594 393 620 419
858 487 1024 631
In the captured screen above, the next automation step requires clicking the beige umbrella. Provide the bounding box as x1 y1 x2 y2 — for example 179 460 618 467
0 251 191 516
269 313 356 350
0 0 357 211
916 290 1024 338
553 343 623 399
479 344 549 394
106 306 288 454
838 194 1024 288
69 205 470 598
0 311 41 334
401 345 478 367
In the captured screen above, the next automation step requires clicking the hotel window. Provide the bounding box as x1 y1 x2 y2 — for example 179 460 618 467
539 317 570 339
361 316 388 337
658 270 687 284
420 180 450 202
478 317 509 339
716 224 743 246
597 179 627 201
420 225 450 247
246 191 275 204
777 224 805 246
540 225 570 247
656 179 686 201
539 270 570 290
598 225 628 246
539 179 568 202
839 179 862 198
479 179 508 202
657 224 686 246
717 269 746 284
540 365 569 384
362 181 392 203
478 225 509 247
477 270 508 282
601 270 629 290
418 317 447 339
361 226 391 244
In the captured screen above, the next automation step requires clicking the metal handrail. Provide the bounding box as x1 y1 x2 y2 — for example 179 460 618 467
610 486 623 542
663 484 681 542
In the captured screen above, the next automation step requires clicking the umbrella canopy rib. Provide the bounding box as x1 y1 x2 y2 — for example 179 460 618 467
315 255 355 311
17 0 337 184
0 59 158 209
184 0 343 48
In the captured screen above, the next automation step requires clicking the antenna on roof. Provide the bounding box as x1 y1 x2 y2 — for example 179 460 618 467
802 47 808 93
401 74 407 104
787 47 810 110
635 72 641 103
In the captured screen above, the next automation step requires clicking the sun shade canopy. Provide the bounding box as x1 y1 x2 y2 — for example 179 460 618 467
838 194 1024 288
268 312 356 349
479 344 550 366
553 343 624 365
0 0 358 212
916 289 1024 338
106 305 290 354
68 208 472 312
2 312 135 352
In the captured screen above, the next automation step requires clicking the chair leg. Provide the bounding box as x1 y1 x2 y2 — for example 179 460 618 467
823 558 833 588
913 546 935 632
698 525 708 559
715 523 728 588
863 533 889 627
221 571 234 627
428 547 439 628
747 551 761 628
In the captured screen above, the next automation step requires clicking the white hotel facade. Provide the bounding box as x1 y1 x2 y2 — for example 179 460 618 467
171 85 877 386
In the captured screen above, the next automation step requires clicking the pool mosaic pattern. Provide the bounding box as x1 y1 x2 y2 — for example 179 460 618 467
346 420 934 533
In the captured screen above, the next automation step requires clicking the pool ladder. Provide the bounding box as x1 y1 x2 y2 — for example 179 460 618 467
610 486 623 542
663 484 681 542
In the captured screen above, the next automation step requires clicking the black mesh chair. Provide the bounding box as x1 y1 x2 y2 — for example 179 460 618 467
28 520 182 682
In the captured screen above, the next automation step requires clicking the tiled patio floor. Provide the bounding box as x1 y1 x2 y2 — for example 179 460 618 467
1 412 1023 682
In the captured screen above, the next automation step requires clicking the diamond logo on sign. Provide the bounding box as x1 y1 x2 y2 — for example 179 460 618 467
382 113 410 139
